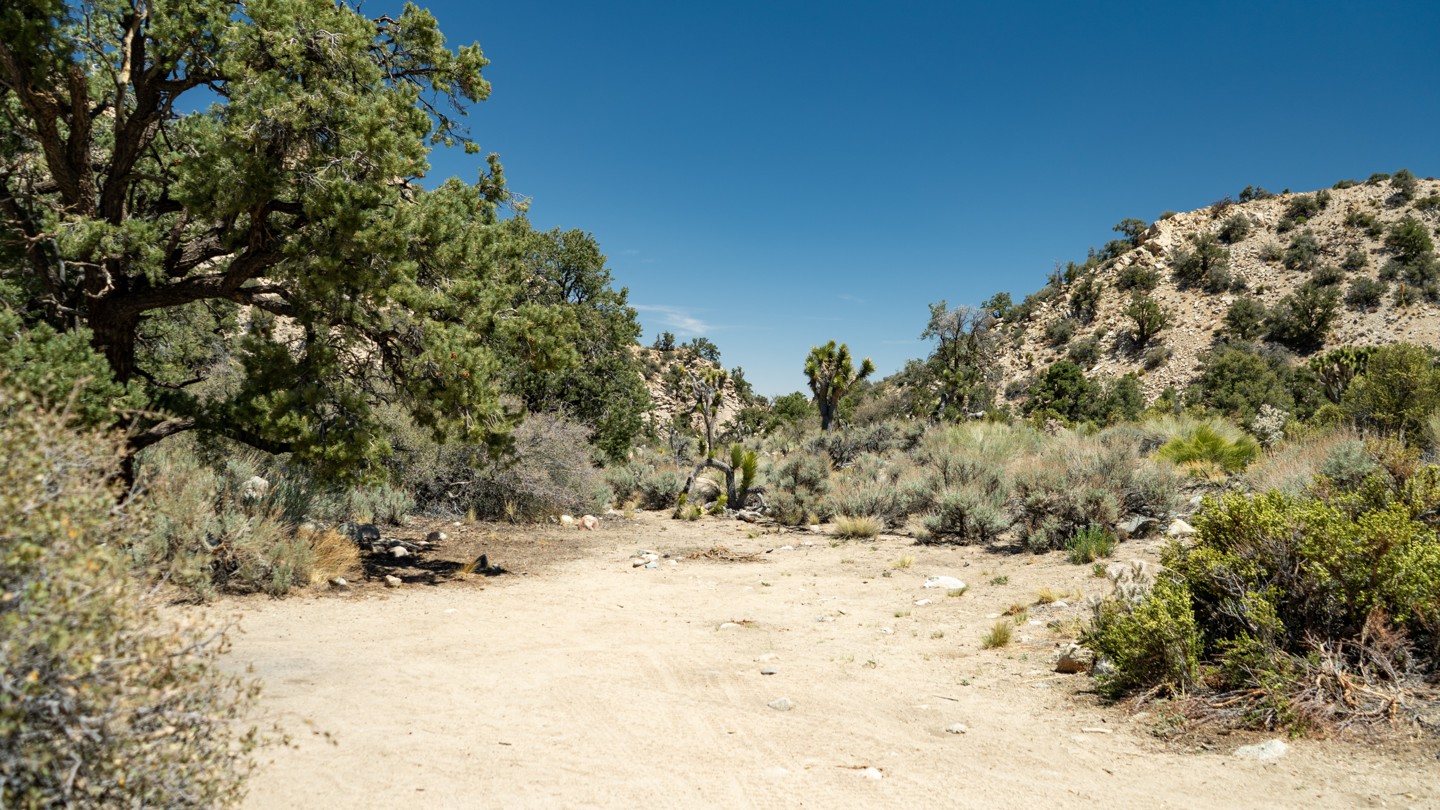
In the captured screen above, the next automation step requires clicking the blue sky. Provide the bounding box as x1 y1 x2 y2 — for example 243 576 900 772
382 0 1440 396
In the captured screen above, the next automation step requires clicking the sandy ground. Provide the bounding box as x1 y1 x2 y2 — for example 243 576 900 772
222 513 1440 810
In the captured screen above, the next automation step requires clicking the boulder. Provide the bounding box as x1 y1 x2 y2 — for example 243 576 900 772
240 475 270 502
390 545 410 559
579 514 600 531
1166 519 1197 538
923 575 967 591
1054 642 1094 674
689 477 722 504
384 575 402 588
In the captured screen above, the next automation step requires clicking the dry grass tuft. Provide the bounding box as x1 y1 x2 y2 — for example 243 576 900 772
304 528 359 584
833 514 883 539
982 620 1014 649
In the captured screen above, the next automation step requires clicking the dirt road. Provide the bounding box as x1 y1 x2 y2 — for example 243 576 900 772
225 514 1439 809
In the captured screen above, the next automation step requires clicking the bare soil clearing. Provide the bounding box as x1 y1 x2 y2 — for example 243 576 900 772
223 513 1439 809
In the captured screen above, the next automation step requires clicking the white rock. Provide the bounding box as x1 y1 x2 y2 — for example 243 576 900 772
644 561 659 569
944 723 968 734
1234 739 1289 761
857 767 883 780
390 546 409 559
384 575 402 588
579 514 600 531
631 558 647 567
924 575 966 590
1166 519 1197 537
914 599 932 606
719 622 743 630
329 577 349 589
767 697 794 711
241 475 270 501
560 514 576 526
668 559 679 566
1054 642 1094 674
777 545 795 552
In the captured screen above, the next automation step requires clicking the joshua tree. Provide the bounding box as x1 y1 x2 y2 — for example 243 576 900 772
804 341 875 431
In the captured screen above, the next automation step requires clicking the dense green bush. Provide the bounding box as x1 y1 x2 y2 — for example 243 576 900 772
766 452 833 525
1282 230 1324 271
1217 214 1253 244
1187 342 1309 422
1069 276 1103 324
1386 215 1436 271
1012 431 1180 552
1114 263 1159 292
0 388 261 807
1066 335 1101 367
1171 232 1231 291
1222 296 1267 340
1084 576 1202 698
1124 292 1169 348
1341 342 1440 445
1344 277 1387 309
1340 249 1369 272
1265 283 1340 353
1159 489 1440 728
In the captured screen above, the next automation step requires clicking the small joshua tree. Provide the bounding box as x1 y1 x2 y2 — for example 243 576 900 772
804 340 876 431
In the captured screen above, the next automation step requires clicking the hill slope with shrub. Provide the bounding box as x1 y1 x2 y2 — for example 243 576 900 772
994 173 1440 405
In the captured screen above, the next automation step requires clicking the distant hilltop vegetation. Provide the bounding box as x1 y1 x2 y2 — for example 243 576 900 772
989 171 1440 406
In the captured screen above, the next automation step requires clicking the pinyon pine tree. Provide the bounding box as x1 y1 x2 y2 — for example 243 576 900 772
0 0 593 482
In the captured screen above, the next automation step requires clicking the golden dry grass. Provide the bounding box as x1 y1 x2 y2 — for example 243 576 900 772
304 528 359 584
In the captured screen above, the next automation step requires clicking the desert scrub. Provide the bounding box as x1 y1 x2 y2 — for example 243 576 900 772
1090 488 1440 730
1066 525 1117 564
1156 424 1259 474
833 514 883 539
765 451 833 525
1012 430 1180 552
1083 576 1203 698
0 387 263 807
921 485 1010 544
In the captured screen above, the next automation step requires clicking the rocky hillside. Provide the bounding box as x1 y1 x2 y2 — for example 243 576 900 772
995 174 1440 402
634 346 744 437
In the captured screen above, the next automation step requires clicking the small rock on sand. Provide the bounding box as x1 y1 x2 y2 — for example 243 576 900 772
945 723 968 734
1234 739 1289 761
767 697 794 711
923 575 966 590
384 575 402 588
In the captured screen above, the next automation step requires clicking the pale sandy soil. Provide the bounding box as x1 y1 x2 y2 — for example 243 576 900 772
222 513 1439 810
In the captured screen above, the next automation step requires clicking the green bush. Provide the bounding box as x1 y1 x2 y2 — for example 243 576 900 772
1124 292 1169 349
1341 342 1440 445
396 411 604 520
1083 576 1203 698
921 485 1010 544
1222 296 1267 340
1266 283 1340 353
1217 214 1252 244
0 388 261 807
1114 263 1159 292
1044 316 1078 347
1340 249 1369 272
1344 277 1387 309
1386 215 1436 268
1156 424 1259 473
1171 232 1231 291
1310 264 1344 287
1069 276 1103 324
766 452 833 525
1282 230 1324 271
1067 525 1117 564
1161 490 1440 726
1066 335 1101 367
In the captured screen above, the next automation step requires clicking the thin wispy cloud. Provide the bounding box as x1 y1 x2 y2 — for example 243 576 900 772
619 248 641 256
837 293 866 304
633 304 714 336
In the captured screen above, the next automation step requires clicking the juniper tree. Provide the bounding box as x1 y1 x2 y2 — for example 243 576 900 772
0 0 596 482
804 340 875 431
